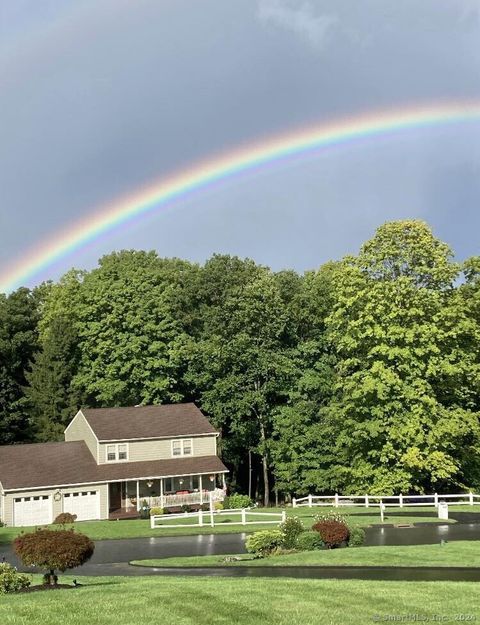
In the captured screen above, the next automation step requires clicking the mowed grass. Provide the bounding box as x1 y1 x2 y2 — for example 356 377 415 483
132 540 480 568
0 505 473 545
1 576 479 625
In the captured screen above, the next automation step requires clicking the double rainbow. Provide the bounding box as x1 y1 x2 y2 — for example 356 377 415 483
1 101 480 293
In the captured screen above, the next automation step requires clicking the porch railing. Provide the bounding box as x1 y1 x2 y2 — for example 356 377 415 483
146 488 225 509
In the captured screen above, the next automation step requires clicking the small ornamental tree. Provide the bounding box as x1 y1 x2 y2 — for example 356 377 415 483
13 528 94 585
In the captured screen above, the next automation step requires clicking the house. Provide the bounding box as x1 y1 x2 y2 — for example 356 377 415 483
0 403 228 527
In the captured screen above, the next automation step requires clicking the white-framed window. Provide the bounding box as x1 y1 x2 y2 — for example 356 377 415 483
106 443 129 462
171 438 193 457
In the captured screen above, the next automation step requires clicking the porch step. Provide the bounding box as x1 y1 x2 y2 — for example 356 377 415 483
109 508 139 520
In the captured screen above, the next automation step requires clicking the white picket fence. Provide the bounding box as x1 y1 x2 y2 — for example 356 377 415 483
293 492 480 508
151 507 286 529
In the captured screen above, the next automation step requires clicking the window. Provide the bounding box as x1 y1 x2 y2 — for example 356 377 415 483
106 443 129 462
171 439 193 457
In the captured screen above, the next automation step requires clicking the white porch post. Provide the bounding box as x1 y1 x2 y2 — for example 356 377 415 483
136 480 140 511
222 473 226 490
160 478 164 509
199 475 203 504
125 481 129 508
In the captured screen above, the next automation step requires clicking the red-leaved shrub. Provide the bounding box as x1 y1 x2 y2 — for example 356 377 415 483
312 520 349 548
13 528 94 584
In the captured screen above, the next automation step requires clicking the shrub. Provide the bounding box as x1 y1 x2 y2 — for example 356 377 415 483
53 512 77 525
0 562 31 593
214 502 224 511
139 500 150 519
13 528 94 585
149 507 164 516
224 493 253 509
295 531 324 551
245 529 283 558
312 520 349 549
181 504 193 513
348 526 366 547
279 516 304 549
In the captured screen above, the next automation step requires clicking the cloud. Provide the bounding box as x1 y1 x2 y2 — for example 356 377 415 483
257 0 337 50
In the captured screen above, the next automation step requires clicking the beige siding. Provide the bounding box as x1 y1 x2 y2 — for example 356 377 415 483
98 435 217 464
65 411 98 462
3 483 109 527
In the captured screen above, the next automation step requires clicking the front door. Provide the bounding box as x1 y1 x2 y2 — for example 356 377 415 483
109 482 122 511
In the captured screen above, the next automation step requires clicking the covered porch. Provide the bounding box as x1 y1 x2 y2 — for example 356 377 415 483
108 472 226 516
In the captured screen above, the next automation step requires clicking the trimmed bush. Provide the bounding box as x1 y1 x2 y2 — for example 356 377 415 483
295 531 324 551
224 493 253 509
279 516 304 549
348 526 366 547
13 528 94 585
245 529 282 558
181 504 193 513
149 507 164 516
312 519 349 549
53 512 77 525
214 501 224 511
0 562 31 593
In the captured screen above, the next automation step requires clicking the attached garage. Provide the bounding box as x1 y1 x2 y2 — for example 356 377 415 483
13 495 52 526
63 490 100 521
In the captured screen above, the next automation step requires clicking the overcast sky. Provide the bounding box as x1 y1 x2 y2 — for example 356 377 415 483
1 0 479 288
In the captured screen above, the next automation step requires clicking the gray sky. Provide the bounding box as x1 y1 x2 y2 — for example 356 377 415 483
1 0 479 288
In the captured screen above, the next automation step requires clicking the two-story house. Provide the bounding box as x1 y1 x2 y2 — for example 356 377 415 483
0 403 228 527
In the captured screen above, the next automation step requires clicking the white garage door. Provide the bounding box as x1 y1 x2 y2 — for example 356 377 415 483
14 495 52 526
63 490 100 521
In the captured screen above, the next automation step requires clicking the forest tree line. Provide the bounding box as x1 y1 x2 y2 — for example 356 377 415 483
1 220 479 505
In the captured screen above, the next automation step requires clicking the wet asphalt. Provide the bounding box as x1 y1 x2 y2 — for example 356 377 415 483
2 511 479 581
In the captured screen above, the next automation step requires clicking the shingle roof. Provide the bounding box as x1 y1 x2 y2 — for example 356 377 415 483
0 441 227 491
81 403 217 441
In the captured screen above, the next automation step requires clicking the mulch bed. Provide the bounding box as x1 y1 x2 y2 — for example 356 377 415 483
16 583 81 593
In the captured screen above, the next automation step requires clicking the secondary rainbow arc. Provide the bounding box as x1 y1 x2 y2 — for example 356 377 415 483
1 100 480 293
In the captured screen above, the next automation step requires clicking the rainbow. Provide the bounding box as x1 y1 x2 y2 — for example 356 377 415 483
2 100 480 293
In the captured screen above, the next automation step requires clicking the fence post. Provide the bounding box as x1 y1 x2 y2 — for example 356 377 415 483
434 493 438 508
308 494 312 508
150 515 155 529
241 508 246 525
334 493 339 508
399 493 403 508
199 509 203 527
292 498 297 508
470 492 474 506
281 510 286 523
210 492 214 527
365 494 369 508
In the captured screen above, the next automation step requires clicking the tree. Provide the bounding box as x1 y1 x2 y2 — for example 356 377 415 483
324 220 480 493
13 528 94 585
24 314 81 441
72 251 190 406
271 265 338 496
0 287 40 443
189 270 294 505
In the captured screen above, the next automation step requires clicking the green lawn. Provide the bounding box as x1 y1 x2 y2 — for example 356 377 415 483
131 540 480 569
0 576 479 625
1 505 473 545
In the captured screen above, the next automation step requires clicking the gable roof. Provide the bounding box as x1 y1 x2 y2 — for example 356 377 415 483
0 440 227 490
80 403 217 441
